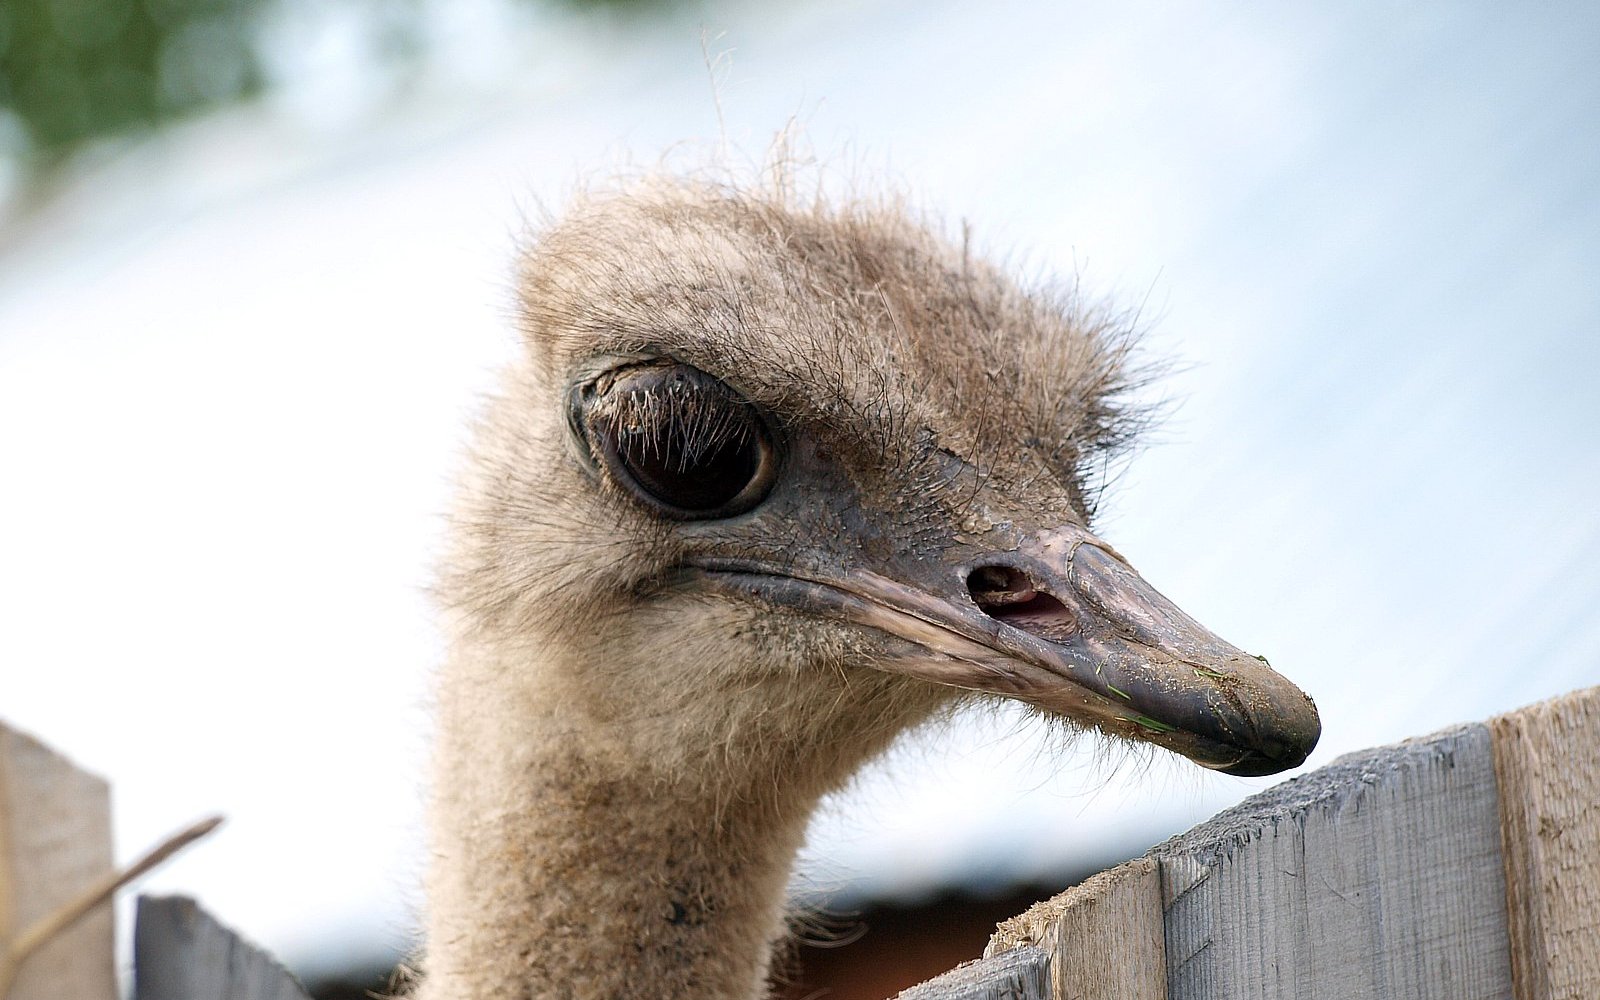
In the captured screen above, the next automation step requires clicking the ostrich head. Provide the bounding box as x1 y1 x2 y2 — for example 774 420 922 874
423 175 1322 1000
439 178 1320 807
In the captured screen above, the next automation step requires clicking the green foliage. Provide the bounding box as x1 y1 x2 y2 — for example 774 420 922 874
0 0 681 185
0 0 266 168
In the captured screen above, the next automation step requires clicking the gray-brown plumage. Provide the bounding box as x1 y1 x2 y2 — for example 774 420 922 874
421 176 1319 1000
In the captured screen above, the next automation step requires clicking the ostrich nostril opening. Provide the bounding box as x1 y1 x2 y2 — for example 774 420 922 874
966 565 1079 642
966 564 1035 605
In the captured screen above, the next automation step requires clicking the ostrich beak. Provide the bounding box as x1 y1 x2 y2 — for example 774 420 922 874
692 525 1320 777
972 527 1321 776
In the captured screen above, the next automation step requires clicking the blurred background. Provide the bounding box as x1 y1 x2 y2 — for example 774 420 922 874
2 1 1597 996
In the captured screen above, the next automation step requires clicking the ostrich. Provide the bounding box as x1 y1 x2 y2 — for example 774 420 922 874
421 176 1320 1000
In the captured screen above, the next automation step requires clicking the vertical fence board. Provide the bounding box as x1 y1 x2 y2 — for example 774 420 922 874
1158 723 1511 1000
1491 685 1600 1000
0 721 117 1000
135 895 311 1000
988 858 1164 1000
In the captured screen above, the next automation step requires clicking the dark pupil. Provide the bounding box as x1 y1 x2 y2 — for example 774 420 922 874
612 412 760 513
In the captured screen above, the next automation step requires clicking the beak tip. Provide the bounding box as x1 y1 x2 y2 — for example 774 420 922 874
1219 697 1322 777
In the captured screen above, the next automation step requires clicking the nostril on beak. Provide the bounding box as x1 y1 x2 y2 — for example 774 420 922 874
966 564 1078 642
966 565 1037 608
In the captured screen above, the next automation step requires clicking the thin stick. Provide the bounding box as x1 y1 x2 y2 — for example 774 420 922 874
0 814 223 998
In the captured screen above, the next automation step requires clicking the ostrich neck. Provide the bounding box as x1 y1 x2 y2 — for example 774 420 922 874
420 639 826 1000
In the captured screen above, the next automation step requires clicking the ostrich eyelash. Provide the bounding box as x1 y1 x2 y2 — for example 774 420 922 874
595 381 757 473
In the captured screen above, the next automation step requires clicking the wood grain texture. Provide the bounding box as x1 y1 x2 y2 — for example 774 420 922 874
1157 722 1512 1000
891 945 1050 1000
987 858 1164 1000
0 721 116 1000
1490 684 1600 1000
134 895 311 1000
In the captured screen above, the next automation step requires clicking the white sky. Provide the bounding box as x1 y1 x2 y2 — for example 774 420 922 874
1 0 1596 981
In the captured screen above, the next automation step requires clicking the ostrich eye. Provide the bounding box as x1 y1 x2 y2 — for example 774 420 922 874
576 363 778 520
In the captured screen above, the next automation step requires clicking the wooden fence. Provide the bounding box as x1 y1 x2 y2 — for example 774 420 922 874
1 685 1595 1000
903 684 1598 1000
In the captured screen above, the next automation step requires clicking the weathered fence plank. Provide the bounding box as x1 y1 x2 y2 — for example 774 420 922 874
1490 685 1600 1000
0 721 117 1000
134 895 312 1000
1157 722 1512 1000
986 858 1164 1000
892 945 1050 999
